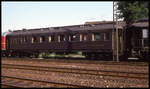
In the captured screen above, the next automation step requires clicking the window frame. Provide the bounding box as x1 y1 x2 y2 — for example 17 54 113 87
104 32 110 41
49 35 55 42
39 36 45 43
80 34 87 41
58 34 66 42
69 34 77 42
92 33 101 41
31 36 37 44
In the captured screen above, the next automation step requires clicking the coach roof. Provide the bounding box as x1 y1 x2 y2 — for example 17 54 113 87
8 21 125 36
132 18 149 28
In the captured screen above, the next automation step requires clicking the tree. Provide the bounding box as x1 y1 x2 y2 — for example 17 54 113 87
117 1 149 25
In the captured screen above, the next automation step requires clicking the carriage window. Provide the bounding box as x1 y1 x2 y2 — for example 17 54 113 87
144 38 148 47
23 37 25 43
16 38 19 44
21 37 25 44
14 38 16 44
40 36 45 43
17 38 21 44
13 38 16 44
20 38 23 44
142 29 148 38
58 35 65 42
69 35 76 41
24 37 28 43
92 33 101 41
11 39 13 44
14 38 17 44
49 36 52 42
13 38 15 44
23 37 27 43
15 39 17 44
135 39 142 47
80 34 87 41
60 35 65 41
31 36 36 43
49 35 55 42
104 33 110 40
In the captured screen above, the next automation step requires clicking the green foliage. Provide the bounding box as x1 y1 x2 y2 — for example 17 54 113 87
39 52 85 58
117 1 149 25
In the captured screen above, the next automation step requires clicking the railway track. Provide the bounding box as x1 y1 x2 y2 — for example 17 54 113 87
1 75 90 88
2 63 148 79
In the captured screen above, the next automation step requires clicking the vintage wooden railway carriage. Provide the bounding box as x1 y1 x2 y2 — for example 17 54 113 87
2 18 148 60
124 18 149 60
4 21 124 59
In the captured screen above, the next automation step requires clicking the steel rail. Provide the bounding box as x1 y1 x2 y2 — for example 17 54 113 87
2 63 148 79
1 75 92 88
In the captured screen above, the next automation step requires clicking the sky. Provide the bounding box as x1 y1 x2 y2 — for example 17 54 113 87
2 1 113 33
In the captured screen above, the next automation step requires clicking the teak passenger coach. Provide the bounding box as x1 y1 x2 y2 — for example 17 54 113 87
1 18 149 61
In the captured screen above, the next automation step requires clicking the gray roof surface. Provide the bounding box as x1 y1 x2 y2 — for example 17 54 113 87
8 21 126 36
8 23 120 36
132 22 149 28
132 18 149 28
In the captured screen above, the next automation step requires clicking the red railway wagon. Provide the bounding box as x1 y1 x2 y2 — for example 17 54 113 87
1 36 6 50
